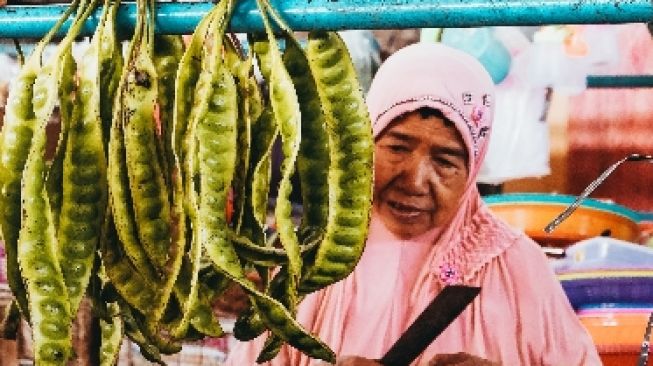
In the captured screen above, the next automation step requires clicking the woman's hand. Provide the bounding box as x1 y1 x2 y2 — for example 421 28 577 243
429 352 500 366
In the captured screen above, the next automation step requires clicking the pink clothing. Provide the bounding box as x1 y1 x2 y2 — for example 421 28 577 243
225 42 600 365
226 209 600 365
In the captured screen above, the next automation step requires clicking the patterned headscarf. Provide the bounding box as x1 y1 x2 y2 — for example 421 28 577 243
367 42 495 180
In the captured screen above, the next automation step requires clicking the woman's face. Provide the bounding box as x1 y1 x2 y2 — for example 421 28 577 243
374 110 470 239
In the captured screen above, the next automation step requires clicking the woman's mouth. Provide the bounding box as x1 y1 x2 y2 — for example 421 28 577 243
387 200 431 220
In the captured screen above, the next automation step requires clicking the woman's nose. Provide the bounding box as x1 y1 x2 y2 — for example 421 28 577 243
401 155 432 194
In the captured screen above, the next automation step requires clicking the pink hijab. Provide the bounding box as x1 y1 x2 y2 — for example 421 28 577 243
366 42 499 297
225 42 600 366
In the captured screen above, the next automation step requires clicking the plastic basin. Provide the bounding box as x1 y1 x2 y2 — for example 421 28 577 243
484 193 641 247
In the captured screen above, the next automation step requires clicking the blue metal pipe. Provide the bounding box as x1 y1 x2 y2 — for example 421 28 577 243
586 75 653 89
0 0 651 38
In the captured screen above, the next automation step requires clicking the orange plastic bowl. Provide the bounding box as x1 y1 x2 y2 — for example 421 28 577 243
484 194 641 247
577 306 653 366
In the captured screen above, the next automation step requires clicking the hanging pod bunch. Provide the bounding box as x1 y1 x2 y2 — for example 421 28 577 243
230 1 373 362
106 0 184 358
0 0 373 363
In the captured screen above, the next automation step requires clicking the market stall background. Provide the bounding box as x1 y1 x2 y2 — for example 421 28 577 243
0 0 652 365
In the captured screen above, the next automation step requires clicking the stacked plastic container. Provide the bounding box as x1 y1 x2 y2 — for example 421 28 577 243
552 237 653 365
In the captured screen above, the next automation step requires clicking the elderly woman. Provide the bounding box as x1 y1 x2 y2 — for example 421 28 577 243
226 42 600 366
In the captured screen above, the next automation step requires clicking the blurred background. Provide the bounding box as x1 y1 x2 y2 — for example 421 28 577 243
0 9 652 365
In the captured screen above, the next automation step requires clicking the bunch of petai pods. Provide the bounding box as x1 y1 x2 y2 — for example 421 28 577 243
0 0 373 363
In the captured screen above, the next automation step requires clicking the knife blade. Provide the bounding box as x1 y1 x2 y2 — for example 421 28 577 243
378 285 481 366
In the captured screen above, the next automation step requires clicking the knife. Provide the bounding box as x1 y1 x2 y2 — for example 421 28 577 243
378 285 481 366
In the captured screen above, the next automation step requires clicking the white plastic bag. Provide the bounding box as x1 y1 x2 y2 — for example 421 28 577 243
511 26 590 95
477 81 551 184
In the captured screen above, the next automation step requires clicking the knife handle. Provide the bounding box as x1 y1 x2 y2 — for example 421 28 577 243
378 286 481 366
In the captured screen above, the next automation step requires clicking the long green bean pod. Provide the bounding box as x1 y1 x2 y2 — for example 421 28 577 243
18 88 73 366
18 1 96 334
103 215 180 354
230 229 321 267
0 0 80 318
14 3 101 362
187 280 224 337
251 8 307 360
99 303 123 366
117 297 165 365
167 1 231 340
121 5 171 271
167 5 230 340
230 50 278 305
256 0 303 310
247 32 276 251
128 0 187 339
233 229 324 350
235 81 270 281
249 108 277 234
207 226 335 362
100 212 158 315
258 40 332 355
283 38 331 234
32 0 98 158
172 3 224 172
191 3 236 331
225 39 253 233
186 3 237 328
58 0 111 316
46 49 75 233
168 5 226 329
107 40 160 289
154 34 184 191
106 0 161 309
98 0 124 150
107 88 160 282
300 31 374 293
248 34 278 230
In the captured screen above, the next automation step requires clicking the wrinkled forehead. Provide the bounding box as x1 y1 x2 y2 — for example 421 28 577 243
366 42 495 173
382 108 470 161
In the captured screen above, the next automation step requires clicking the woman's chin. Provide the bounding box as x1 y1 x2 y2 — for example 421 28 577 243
380 206 433 239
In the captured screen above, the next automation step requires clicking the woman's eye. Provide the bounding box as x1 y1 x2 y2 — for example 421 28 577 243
387 144 409 153
434 157 455 168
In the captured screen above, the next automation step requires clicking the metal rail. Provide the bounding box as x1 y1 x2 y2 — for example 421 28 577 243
586 75 653 88
0 0 651 38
